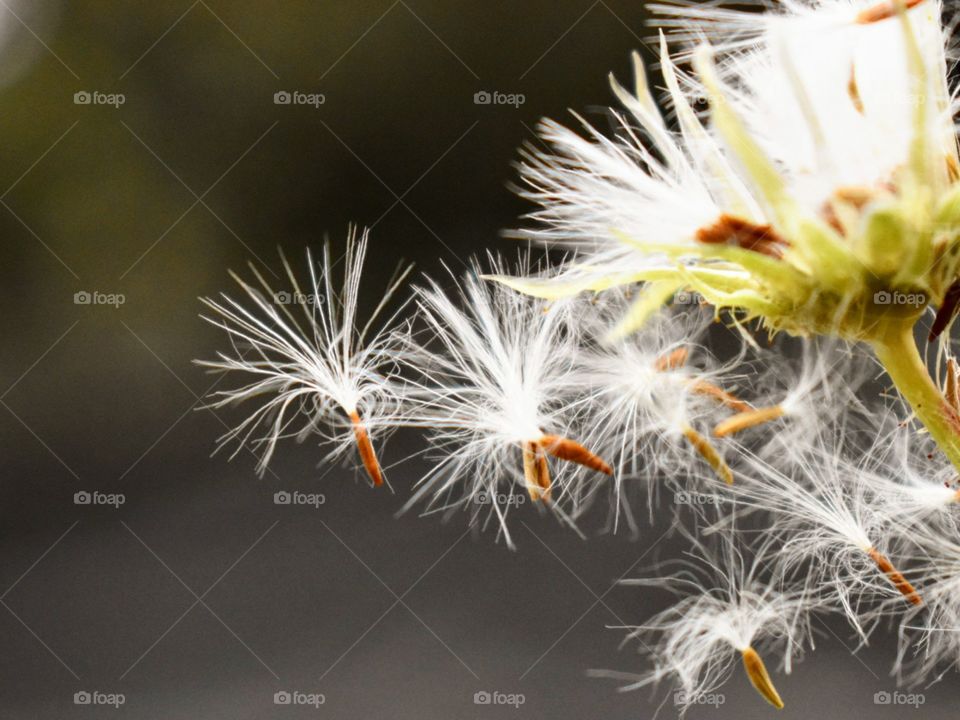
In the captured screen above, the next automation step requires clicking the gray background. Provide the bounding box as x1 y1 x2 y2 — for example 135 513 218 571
0 0 956 717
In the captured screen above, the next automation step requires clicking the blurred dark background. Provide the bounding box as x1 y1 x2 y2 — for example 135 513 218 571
0 1 955 718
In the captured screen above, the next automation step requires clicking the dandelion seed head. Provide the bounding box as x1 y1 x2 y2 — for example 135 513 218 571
605 526 810 712
197 227 410 481
495 0 960 343
396 255 607 544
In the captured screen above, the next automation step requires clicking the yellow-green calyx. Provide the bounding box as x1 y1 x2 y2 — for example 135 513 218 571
490 9 960 344
488 6 960 475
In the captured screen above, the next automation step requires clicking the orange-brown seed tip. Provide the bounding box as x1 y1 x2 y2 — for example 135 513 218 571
522 442 552 502
539 435 613 475
713 406 785 438
682 425 734 485
689 379 751 413
848 64 865 114
741 647 785 710
856 0 923 24
348 410 384 487
867 547 923 606
655 347 689 372
695 214 788 258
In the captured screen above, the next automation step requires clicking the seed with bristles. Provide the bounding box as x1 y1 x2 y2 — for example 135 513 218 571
651 348 751 412
714 406 785 438
682 424 733 484
689 379 751 413
867 547 923 606
539 434 613 475
349 410 384 486
741 647 784 709
522 441 552 501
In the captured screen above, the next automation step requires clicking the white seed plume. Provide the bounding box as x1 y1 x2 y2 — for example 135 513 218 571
895 521 960 684
491 0 960 349
575 296 744 531
713 338 871 462
863 407 960 521
735 439 923 638
198 228 411 484
398 256 612 547
654 0 957 210
599 526 810 712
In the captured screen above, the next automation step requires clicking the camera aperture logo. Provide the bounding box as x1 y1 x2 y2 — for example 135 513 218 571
74 290 125 308
874 690 925 708
273 690 325 708
473 690 526 708
274 91 325 109
872 290 925 307
74 691 125 708
473 90 525 108
673 290 702 306
74 490 125 509
274 490 325 508
74 91 125 108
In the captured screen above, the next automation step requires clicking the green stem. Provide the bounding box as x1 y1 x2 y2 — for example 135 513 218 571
870 320 960 473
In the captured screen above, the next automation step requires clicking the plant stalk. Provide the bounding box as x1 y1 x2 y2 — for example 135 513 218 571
870 320 960 473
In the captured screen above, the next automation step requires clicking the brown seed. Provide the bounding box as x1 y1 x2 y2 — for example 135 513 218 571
946 359 960 414
848 64 865 114
689 379 751 413
522 441 552 501
655 347 689 372
348 410 384 486
695 214 788 259
867 547 923 606
741 647 785 709
714 405 785 438
929 279 960 341
856 0 924 24
682 425 733 484
539 435 613 475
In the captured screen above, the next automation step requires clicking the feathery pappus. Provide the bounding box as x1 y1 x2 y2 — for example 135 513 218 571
198 227 411 486
572 295 747 533
396 256 613 547
596 524 811 712
192 0 960 706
